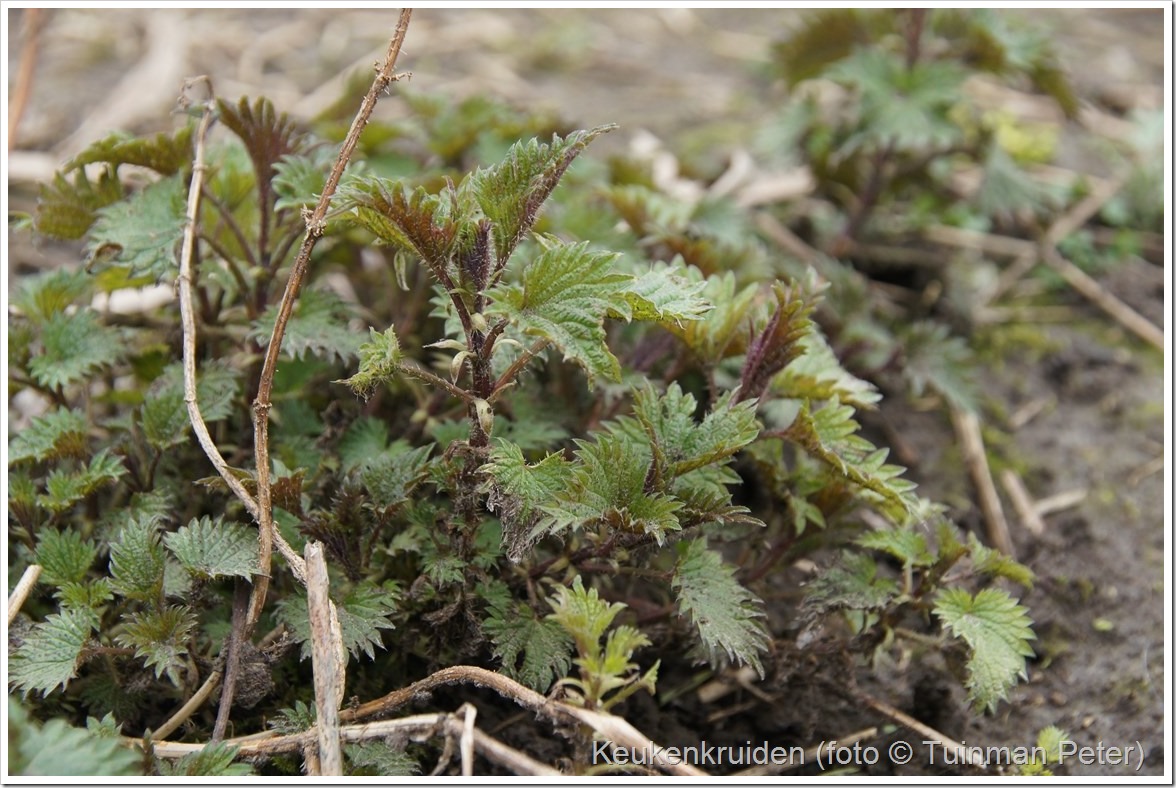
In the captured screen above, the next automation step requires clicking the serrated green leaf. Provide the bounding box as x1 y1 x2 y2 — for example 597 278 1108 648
36 529 98 586
345 742 420 777
547 576 624 660
163 516 258 580
673 539 769 677
856 527 935 568
8 408 89 464
28 310 124 390
539 432 681 545
140 361 241 449
935 587 1035 713
668 272 760 365
268 700 316 734
973 142 1056 223
783 400 919 521
773 328 881 410
359 442 433 509
55 579 114 612
968 533 1034 588
272 146 342 212
9 608 97 695
157 742 252 777
86 174 187 280
804 551 900 612
770 8 875 87
337 325 402 400
484 600 574 692
828 49 964 157
66 126 194 176
8 698 140 776
482 439 574 561
11 268 92 324
32 167 123 240
337 416 391 473
39 449 127 514
250 288 363 363
610 262 711 325
277 581 399 661
114 605 197 686
109 515 166 602
343 180 463 275
628 383 760 479
487 240 628 386
471 124 615 264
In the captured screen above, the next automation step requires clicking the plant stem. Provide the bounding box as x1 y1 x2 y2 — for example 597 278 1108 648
177 82 260 522
248 8 413 633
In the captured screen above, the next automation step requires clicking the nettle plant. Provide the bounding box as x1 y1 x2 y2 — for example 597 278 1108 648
9 26 1036 778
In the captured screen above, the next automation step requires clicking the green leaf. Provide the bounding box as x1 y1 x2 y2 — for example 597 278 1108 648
828 49 965 156
66 126 195 176
8 408 89 464
345 742 420 777
28 310 124 390
343 180 463 275
9 608 96 695
856 527 935 568
967 534 1034 588
250 288 363 363
109 515 167 602
337 325 402 400
774 328 881 410
486 239 629 386
359 442 434 509
40 449 127 514
803 551 899 612
86 174 187 280
470 124 615 264
36 529 98 586
140 361 241 449
272 146 343 212
482 439 574 561
547 576 624 661
611 262 711 325
114 605 197 686
672 538 769 677
55 579 114 612
973 143 1056 223
668 272 760 365
7 698 140 776
484 599 574 692
163 516 259 580
157 742 252 777
11 268 92 323
540 432 682 545
770 8 875 87
32 167 123 240
783 400 919 521
628 383 760 479
278 581 399 661
934 587 1035 713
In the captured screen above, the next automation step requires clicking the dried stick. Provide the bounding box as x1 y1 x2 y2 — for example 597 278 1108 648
999 469 1046 538
306 542 344 776
950 406 1015 557
248 8 413 633
151 671 223 741
1038 176 1162 350
7 565 42 624
458 703 476 777
177 82 260 521
857 692 985 770
8 8 45 152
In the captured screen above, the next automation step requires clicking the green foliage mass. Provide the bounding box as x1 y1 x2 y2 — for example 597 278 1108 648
5 9 1091 774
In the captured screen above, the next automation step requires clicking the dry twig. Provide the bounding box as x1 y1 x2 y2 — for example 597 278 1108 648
248 7 413 633
7 565 42 625
734 727 879 777
8 8 45 152
950 406 1015 557
858 692 985 770
999 469 1046 538
306 542 345 776
151 671 223 742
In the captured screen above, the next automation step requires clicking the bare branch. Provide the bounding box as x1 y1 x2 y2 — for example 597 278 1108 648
7 564 42 625
306 542 344 776
248 8 413 632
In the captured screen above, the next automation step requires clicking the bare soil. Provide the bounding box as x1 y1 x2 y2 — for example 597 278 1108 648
6 6 1167 778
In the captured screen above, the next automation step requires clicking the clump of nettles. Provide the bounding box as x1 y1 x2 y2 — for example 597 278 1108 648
8 77 1036 775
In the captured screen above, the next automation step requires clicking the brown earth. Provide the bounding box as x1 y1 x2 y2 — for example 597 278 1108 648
6 6 1168 778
